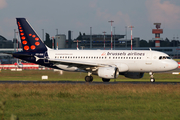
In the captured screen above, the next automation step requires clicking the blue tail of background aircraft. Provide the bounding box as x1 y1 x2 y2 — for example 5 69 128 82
16 18 47 52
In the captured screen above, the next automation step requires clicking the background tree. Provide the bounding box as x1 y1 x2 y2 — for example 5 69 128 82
140 40 149 47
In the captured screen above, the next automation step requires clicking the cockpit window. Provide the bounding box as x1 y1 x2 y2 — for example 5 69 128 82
159 56 171 60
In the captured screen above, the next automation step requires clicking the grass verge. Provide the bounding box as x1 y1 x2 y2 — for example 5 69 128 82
1 83 180 120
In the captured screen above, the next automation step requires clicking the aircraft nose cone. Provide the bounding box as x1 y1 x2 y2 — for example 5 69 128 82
172 61 179 70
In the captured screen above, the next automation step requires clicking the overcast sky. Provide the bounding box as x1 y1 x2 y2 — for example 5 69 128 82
1 0 180 41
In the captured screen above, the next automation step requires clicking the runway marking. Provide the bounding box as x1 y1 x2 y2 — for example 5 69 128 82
172 72 180 75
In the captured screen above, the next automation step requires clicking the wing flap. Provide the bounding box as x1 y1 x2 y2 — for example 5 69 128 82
48 59 107 68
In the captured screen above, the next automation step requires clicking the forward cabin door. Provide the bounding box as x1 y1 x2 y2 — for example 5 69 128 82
146 52 153 71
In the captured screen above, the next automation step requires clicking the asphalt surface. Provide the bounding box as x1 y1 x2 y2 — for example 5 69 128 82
0 80 179 84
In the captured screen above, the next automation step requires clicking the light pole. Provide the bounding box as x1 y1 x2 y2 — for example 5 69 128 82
108 20 114 50
103 31 106 50
56 29 58 35
113 27 115 50
90 27 92 49
125 26 127 48
128 26 134 50
16 31 19 52
42 29 44 42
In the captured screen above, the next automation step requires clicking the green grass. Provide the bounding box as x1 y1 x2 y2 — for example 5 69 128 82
0 70 180 119
1 84 180 120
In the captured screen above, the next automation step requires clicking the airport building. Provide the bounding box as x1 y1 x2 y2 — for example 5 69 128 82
71 34 126 49
0 25 180 64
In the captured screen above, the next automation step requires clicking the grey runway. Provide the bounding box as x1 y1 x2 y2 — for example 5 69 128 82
0 80 179 85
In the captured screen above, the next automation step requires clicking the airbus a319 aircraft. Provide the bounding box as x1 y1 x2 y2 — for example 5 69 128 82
11 18 178 82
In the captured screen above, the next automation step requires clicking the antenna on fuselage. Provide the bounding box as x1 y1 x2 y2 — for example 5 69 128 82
149 48 152 51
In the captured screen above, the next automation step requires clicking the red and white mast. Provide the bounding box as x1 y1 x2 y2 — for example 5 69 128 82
77 39 79 50
129 26 134 50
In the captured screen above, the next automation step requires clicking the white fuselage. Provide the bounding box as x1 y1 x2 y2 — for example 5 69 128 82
47 49 178 73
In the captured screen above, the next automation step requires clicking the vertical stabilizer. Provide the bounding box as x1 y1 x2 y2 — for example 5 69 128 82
16 18 47 52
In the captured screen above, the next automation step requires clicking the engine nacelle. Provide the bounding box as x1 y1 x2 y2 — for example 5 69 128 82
97 67 119 79
123 72 144 79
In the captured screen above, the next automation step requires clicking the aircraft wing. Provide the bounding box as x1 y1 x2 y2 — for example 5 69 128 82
48 59 108 69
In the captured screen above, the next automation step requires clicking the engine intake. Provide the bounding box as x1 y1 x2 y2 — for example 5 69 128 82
97 67 119 79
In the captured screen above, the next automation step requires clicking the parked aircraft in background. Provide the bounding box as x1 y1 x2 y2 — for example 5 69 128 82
11 18 178 82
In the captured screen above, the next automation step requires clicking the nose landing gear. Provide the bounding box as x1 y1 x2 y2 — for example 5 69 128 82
149 72 155 83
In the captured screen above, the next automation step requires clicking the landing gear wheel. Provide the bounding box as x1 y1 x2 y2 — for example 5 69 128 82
149 72 155 83
102 78 110 82
150 78 155 83
85 76 93 82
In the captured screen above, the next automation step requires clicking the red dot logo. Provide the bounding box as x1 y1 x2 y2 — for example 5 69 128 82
21 36 26 40
29 34 32 36
20 30 23 32
20 33 24 36
35 42 40 46
24 46 29 51
35 37 39 41
32 35 36 38
31 45 36 50
22 41 27 45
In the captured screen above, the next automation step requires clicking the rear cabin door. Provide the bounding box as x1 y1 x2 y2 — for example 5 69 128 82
44 52 49 63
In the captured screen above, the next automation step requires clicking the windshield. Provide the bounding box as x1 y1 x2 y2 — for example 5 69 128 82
159 56 171 60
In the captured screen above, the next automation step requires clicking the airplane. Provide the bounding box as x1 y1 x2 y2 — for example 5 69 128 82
11 18 178 83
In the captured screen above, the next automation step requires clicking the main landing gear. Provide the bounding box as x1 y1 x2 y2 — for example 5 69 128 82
85 76 93 82
84 72 111 82
85 76 111 82
85 72 93 82
149 72 155 83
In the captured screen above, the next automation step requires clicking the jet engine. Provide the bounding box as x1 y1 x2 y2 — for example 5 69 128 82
97 67 119 79
122 72 144 79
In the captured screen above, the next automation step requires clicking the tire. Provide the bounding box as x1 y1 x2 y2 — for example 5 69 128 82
150 78 155 83
85 76 93 82
90 76 93 82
